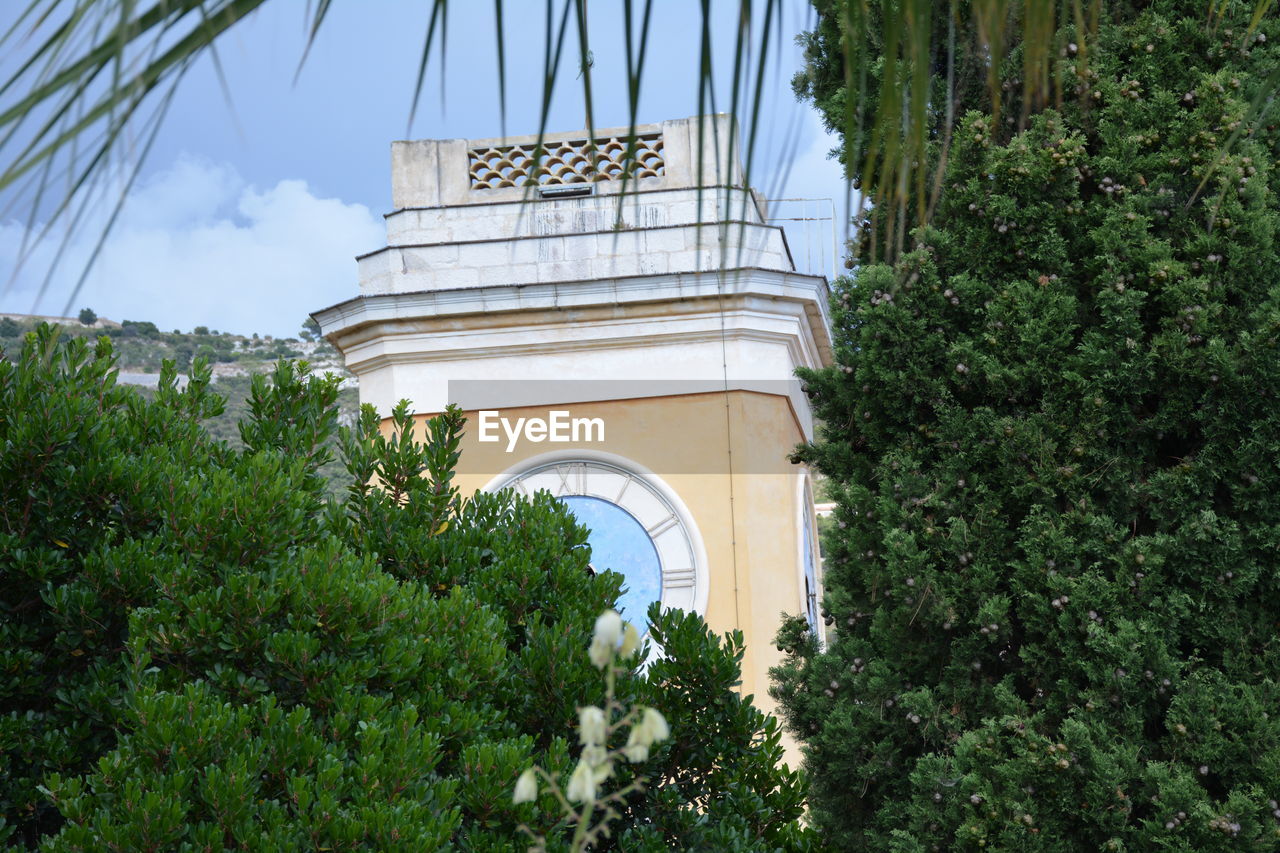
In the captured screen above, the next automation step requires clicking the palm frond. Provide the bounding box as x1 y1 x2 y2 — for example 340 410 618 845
1 0 268 308
408 0 448 133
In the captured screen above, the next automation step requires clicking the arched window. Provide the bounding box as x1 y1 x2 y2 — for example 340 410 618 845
798 476 823 639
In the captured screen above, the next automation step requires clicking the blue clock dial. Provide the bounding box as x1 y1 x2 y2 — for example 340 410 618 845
560 495 662 628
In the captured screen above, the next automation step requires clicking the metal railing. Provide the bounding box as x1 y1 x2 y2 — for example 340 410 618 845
765 197 838 281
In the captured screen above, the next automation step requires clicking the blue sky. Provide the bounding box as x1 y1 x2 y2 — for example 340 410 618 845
0 1 846 337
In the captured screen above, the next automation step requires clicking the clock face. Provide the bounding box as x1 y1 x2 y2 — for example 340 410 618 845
496 459 703 627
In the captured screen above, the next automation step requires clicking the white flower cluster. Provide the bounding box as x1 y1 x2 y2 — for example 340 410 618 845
513 767 538 805
588 609 640 669
622 707 670 764
512 609 667 812
567 706 610 803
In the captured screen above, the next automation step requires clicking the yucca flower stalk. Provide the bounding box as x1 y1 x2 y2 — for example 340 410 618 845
514 609 667 853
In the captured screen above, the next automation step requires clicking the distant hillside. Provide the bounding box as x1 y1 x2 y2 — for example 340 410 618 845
0 313 348 374
0 315 360 495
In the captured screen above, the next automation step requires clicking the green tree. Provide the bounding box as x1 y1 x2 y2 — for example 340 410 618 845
773 2 1280 849
270 339 302 359
119 319 159 339
75 308 95 326
172 340 194 368
0 326 812 851
301 317 321 342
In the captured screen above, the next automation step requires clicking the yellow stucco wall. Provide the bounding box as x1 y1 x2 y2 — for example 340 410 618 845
400 389 813 763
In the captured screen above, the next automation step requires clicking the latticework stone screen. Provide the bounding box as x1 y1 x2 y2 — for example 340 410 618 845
468 133 665 189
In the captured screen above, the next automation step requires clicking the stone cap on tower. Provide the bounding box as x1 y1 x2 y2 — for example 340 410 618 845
355 114 795 295
390 114 747 208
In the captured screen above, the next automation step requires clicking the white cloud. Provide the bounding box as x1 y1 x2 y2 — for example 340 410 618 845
0 155 384 337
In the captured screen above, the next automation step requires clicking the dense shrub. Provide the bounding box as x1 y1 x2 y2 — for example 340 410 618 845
1 326 812 851
774 2 1280 849
116 320 160 339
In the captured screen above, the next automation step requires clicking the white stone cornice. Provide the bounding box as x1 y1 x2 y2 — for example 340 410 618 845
343 324 817 376
316 268 831 434
316 266 831 363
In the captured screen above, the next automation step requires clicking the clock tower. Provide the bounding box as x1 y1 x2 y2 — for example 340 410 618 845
314 115 831 726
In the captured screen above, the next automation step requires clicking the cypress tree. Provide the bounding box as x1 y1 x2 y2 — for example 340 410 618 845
774 3 1280 849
